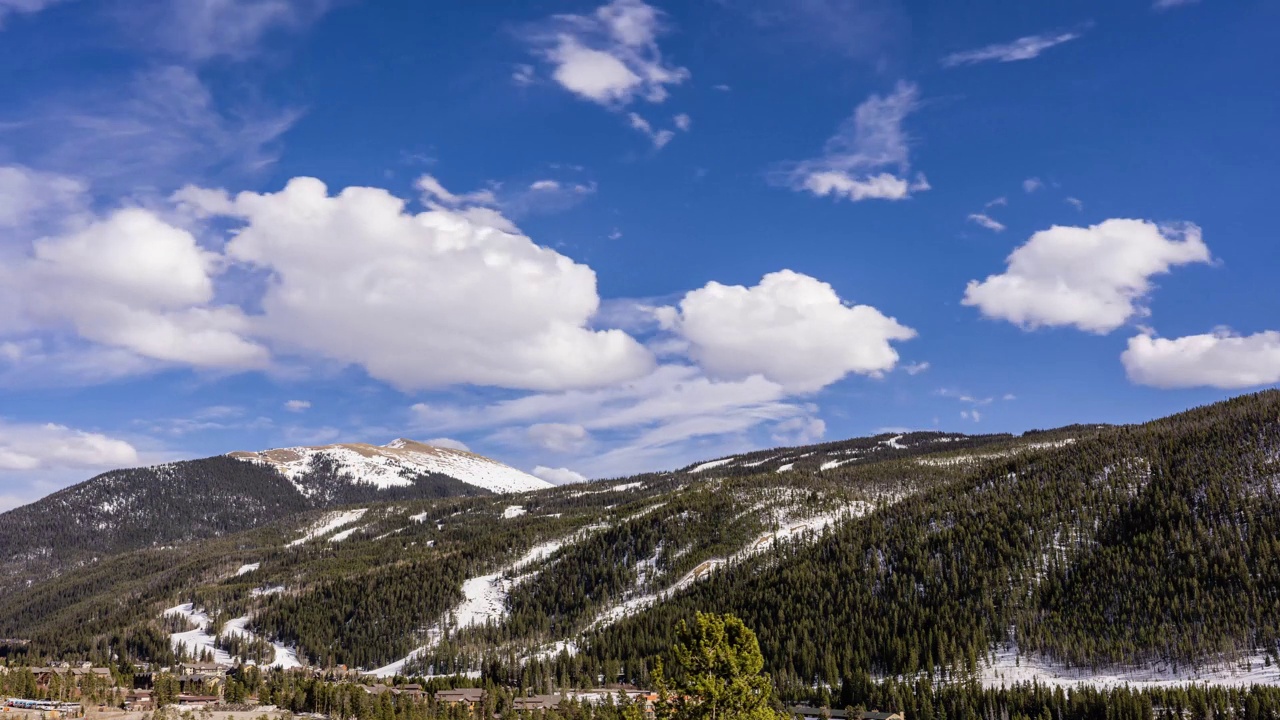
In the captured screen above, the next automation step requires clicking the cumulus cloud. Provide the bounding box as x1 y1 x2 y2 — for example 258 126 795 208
789 82 930 202
1065 196 1084 210
1023 177 1044 193
655 270 915 393
0 165 86 229
1122 330 1280 389
284 399 311 412
0 420 138 472
12 208 269 368
968 213 1006 232
962 219 1211 334
673 113 691 131
183 176 653 391
527 0 689 107
942 30 1083 67
533 465 588 485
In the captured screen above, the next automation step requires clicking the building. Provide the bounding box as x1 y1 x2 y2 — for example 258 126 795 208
124 689 155 711
435 688 486 707
790 706 904 720
513 695 564 712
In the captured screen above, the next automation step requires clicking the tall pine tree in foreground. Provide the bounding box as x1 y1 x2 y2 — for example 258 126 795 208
654 612 785 720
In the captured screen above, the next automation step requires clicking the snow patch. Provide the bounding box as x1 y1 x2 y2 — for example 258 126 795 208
287 509 368 547
981 645 1280 689
502 505 527 519
235 563 260 576
221 615 303 670
689 457 735 473
163 603 232 666
776 463 794 473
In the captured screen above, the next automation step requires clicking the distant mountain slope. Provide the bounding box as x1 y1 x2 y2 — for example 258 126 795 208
8 395 1278 689
0 439 543 588
229 438 552 495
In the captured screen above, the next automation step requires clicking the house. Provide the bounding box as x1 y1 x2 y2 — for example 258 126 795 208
513 695 564 712
398 683 425 699
435 688 486 707
789 706 904 720
124 689 154 711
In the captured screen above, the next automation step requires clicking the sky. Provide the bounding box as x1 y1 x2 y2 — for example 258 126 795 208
0 0 1277 510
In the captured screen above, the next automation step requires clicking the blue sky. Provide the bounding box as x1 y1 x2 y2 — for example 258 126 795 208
0 0 1276 509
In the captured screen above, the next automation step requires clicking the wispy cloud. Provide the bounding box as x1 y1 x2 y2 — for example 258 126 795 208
942 29 1084 68
968 213 1006 232
788 81 930 202
1152 0 1198 10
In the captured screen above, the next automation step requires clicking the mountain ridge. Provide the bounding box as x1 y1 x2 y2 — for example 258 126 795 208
2 392 1278 696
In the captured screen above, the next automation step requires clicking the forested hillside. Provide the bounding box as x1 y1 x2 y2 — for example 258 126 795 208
582 391 1280 692
2 392 1278 693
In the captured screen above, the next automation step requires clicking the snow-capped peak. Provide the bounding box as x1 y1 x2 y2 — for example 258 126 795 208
228 439 551 495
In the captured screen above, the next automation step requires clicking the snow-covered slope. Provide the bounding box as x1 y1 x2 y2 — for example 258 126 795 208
229 438 552 494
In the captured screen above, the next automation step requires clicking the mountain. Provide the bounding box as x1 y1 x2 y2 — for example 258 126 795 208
228 438 552 495
2 392 1278 696
0 439 548 588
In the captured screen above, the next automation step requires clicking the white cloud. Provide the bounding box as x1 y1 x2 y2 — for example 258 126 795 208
903 361 930 375
962 219 1211 334
424 437 470 452
628 112 676 149
968 213 1006 232
11 207 269 368
533 465 588 485
526 423 591 453
1153 0 1199 10
1065 196 1084 211
529 0 689 107
655 270 915 393
770 416 826 445
942 30 1083 67
939 388 993 406
960 409 982 422
985 196 1008 208
1122 330 1280 389
673 113 691 131
284 399 311 412
411 364 818 477
0 420 138 472
1023 177 1044 193
184 176 654 391
0 165 86 229
415 174 499 208
530 179 561 192
790 82 929 202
